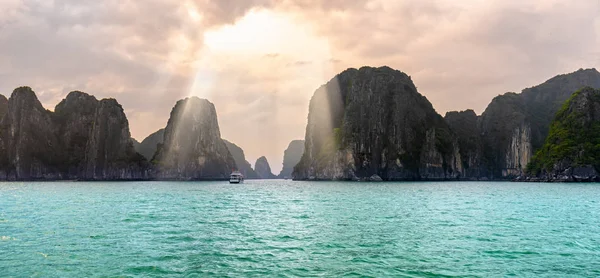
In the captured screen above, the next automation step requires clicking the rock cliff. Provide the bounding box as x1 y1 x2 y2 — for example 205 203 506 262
0 94 11 174
224 140 258 179
522 68 600 151
152 97 235 180
478 92 532 179
293 66 462 181
136 128 165 160
0 87 63 180
255 156 276 179
445 68 600 180
79 98 148 180
524 87 600 181
0 87 148 180
278 140 304 178
444 110 484 179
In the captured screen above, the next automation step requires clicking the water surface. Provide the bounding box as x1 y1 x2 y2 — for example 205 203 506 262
1 181 599 277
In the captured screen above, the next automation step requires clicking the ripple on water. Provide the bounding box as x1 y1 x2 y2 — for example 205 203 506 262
166 235 196 242
1 181 600 277
155 255 182 261
126 266 179 275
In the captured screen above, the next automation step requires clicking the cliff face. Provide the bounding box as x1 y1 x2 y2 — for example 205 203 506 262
0 87 63 180
255 156 276 179
81 99 148 180
525 87 600 181
153 97 235 180
478 93 532 179
445 68 600 180
278 140 304 178
0 88 148 180
522 68 600 151
54 91 99 174
0 94 7 172
444 110 484 179
224 140 258 179
293 66 462 181
136 128 165 160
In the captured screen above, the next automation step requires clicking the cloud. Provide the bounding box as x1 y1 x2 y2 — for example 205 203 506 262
0 0 598 172
263 53 280 58
283 0 600 113
287 60 313 67
0 0 205 141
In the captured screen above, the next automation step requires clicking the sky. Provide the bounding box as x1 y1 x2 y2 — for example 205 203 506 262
1 0 599 173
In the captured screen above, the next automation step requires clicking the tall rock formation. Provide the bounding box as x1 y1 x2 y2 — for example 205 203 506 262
224 140 258 178
0 87 63 179
444 110 484 179
446 68 600 179
278 140 304 178
0 88 148 180
152 97 235 180
255 156 276 179
136 128 165 160
79 98 148 180
479 93 532 178
522 69 600 150
525 87 600 181
293 66 462 181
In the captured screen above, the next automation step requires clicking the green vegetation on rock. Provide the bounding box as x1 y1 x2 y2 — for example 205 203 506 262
527 87 600 175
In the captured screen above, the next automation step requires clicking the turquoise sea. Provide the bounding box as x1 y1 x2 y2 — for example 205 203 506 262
1 181 600 277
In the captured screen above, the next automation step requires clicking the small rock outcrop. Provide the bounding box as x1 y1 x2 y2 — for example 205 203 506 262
152 97 235 180
224 140 258 179
136 128 165 160
255 156 276 179
278 140 304 179
525 87 600 181
293 66 462 181
0 94 7 120
0 87 148 180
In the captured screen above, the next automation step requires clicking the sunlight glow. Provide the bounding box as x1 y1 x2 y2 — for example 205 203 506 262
183 8 338 166
203 8 332 59
203 9 288 53
186 2 202 23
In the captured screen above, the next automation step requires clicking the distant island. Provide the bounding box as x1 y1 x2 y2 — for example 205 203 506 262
0 66 599 181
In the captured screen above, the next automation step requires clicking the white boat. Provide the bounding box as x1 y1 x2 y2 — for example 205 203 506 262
229 171 244 184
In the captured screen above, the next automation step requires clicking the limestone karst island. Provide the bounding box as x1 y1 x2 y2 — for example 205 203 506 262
1 67 599 182
2 1 600 277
